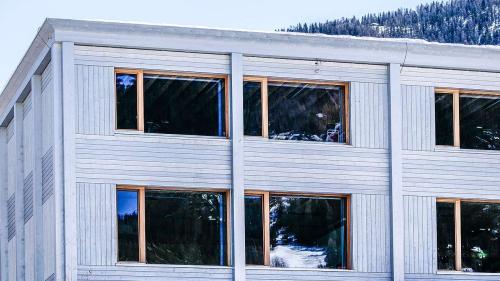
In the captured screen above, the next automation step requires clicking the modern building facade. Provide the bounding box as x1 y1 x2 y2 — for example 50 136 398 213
0 18 499 281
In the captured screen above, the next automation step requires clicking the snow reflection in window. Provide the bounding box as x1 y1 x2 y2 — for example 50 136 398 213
460 95 500 150
269 196 347 269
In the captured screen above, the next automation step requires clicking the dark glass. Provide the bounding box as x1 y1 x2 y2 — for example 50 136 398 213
269 196 347 269
437 202 455 270
460 96 500 150
117 190 139 261
245 196 264 265
268 82 345 142
243 81 262 136
435 93 454 146
143 75 226 136
145 190 227 265
116 73 138 129
461 202 500 273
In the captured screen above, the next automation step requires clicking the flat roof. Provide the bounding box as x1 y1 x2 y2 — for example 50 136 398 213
2 18 500 119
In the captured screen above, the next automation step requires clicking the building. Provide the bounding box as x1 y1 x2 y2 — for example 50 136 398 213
0 18 499 281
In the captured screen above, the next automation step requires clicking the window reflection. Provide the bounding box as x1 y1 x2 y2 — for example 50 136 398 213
460 95 500 150
245 196 264 265
269 196 347 269
145 190 227 265
435 93 454 146
461 202 500 273
143 75 226 136
437 202 455 270
117 190 139 261
243 81 263 136
268 82 346 143
116 73 138 129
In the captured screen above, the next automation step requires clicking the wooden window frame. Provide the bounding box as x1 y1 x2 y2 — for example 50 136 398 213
435 88 500 148
244 191 351 269
436 198 500 272
244 77 350 144
116 185 231 266
115 69 230 138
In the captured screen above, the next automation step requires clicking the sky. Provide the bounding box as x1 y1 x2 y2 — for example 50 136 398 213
0 0 438 92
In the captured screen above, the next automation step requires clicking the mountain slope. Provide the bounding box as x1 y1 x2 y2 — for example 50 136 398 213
283 0 500 45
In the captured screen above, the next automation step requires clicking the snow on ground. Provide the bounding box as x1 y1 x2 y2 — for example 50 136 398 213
270 245 326 268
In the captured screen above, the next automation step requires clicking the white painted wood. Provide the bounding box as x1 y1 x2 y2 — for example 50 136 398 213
351 194 391 273
230 53 245 281
31 75 44 281
389 63 404 281
401 66 500 91
62 41 78 281
243 56 388 84
14 103 25 281
24 219 34 281
51 43 65 281
401 85 434 151
350 82 389 149
74 45 231 74
404 196 437 274
43 197 56 280
23 94 34 176
41 64 54 155
75 65 114 136
246 268 391 281
0 127 8 281
406 273 500 280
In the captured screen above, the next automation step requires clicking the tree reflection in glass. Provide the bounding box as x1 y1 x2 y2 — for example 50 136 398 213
460 95 500 150
269 196 347 269
145 190 227 265
437 202 455 270
268 82 345 143
461 202 500 273
116 73 138 129
117 190 139 261
245 196 264 265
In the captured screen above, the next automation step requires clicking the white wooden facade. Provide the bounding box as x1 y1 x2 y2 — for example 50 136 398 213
0 18 500 281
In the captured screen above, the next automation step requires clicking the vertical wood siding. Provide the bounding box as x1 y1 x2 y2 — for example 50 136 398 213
350 82 389 149
7 194 15 240
7 127 15 197
401 85 434 151
351 194 391 273
41 63 53 155
43 196 55 280
42 147 54 204
8 238 15 281
404 196 437 275
24 219 34 281
23 94 34 176
77 183 116 266
75 65 115 136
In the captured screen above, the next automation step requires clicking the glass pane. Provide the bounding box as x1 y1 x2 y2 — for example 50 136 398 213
268 82 345 142
245 195 264 265
437 202 455 270
145 190 227 265
243 81 262 136
116 73 138 129
117 190 139 261
435 93 454 146
460 95 500 150
461 202 500 273
269 196 347 269
143 75 226 137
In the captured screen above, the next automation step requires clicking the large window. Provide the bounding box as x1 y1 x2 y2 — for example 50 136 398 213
435 90 500 150
244 192 350 269
244 78 349 143
116 187 229 265
116 70 228 137
437 199 500 273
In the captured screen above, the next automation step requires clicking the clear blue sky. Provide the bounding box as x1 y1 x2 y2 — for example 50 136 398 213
0 0 437 91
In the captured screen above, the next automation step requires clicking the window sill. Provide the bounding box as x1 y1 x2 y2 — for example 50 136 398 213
246 265 353 272
114 130 230 141
115 262 232 269
437 270 500 276
434 145 500 155
244 136 352 146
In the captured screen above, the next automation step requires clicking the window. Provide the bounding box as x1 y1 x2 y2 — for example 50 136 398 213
116 69 228 137
244 192 350 269
117 187 229 265
435 89 500 150
244 78 349 143
437 199 500 273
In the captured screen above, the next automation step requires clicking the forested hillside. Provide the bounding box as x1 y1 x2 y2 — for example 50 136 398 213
284 0 500 45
